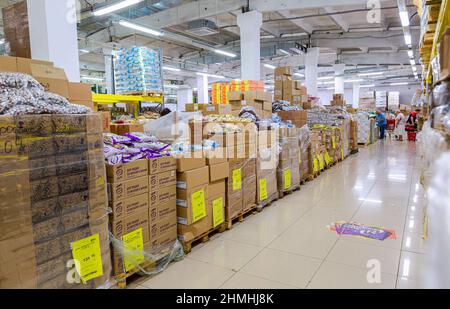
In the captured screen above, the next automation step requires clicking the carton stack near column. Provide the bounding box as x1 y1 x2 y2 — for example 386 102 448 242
277 128 300 194
274 67 308 107
228 91 273 119
2 1 31 58
256 128 279 208
226 159 245 221
205 151 228 231
299 126 312 180
331 94 346 107
0 114 112 288
310 129 326 174
278 110 308 129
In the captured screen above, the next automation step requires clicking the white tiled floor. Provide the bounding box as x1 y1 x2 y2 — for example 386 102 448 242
134 140 438 289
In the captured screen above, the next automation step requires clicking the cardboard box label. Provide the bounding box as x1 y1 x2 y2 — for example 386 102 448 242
71 234 103 283
259 178 268 201
213 197 224 228
284 169 291 190
232 169 242 191
122 228 145 272
192 189 206 223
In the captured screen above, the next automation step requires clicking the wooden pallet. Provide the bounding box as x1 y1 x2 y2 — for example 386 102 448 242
181 223 227 254
256 193 279 211
226 205 257 230
278 184 300 198
301 174 315 184
350 149 359 155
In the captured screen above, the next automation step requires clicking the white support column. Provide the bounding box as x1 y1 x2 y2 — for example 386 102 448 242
237 11 263 81
352 82 361 108
305 47 320 97
334 64 345 94
27 0 81 82
197 74 209 104
177 87 193 112
104 54 114 94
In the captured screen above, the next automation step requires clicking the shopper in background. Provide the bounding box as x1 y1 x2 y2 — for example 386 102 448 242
376 110 388 140
406 111 418 131
395 110 406 141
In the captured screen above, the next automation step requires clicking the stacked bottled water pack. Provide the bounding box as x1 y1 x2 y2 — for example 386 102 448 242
113 46 163 94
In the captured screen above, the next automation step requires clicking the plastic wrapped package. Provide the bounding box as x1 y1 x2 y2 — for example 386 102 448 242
113 47 163 94
430 76 450 111
0 113 113 288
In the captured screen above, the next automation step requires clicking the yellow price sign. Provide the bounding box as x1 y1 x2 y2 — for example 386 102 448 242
331 136 336 149
259 178 268 201
284 169 291 190
192 189 206 223
341 149 345 161
324 152 332 165
123 228 145 272
212 197 224 228
71 234 103 283
232 169 242 191
313 158 319 172
318 155 324 170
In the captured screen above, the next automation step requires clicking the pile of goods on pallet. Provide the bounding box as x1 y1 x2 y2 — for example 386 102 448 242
274 67 308 108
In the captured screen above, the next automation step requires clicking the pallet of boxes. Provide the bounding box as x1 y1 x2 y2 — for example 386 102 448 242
107 156 178 287
274 67 308 107
277 127 301 198
310 129 326 176
0 113 112 288
176 150 228 254
228 91 273 119
299 125 313 182
331 94 346 107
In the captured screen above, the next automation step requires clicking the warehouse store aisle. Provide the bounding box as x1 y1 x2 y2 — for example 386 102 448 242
131 141 432 289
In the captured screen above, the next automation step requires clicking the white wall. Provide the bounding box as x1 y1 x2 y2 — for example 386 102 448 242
318 84 419 107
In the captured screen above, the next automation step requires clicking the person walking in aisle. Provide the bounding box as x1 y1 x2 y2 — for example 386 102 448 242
376 110 387 140
395 110 406 141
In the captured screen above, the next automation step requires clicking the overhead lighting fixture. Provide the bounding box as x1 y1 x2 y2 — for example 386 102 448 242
279 49 291 56
390 82 408 86
318 76 334 80
404 33 412 45
410 59 416 66
164 85 179 89
399 11 410 27
81 76 104 81
163 66 181 72
345 79 364 83
294 73 304 77
79 49 89 53
320 81 335 85
358 72 383 77
264 64 276 70
118 20 163 37
214 49 237 58
360 84 375 88
407 50 414 58
93 0 143 16
195 72 225 79
325 87 335 90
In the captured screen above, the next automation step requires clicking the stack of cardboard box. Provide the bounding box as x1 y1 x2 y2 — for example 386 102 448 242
228 91 273 119
256 129 278 206
278 110 308 129
211 83 230 104
2 1 30 58
109 123 145 136
277 128 300 193
310 129 326 172
350 120 359 152
439 27 450 77
226 159 245 221
331 94 346 107
107 157 177 275
0 114 112 288
274 67 308 106
242 159 257 212
229 80 265 92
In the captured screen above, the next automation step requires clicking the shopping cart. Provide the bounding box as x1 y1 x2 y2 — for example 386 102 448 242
406 124 417 141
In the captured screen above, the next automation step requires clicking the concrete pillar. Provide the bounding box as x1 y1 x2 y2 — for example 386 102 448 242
197 74 209 104
334 64 345 94
237 11 263 81
305 47 320 97
352 82 361 108
104 54 114 94
27 0 81 82
177 87 193 112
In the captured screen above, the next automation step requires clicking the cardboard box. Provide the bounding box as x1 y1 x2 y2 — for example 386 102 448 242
109 123 144 136
177 209 211 241
28 64 69 98
68 82 92 101
176 166 209 189
15 57 53 75
274 75 292 82
0 56 18 72
185 104 205 112
108 176 149 201
275 67 292 76
110 193 149 220
257 171 277 204
229 100 247 110
149 185 176 208
148 156 177 174
263 101 272 111
101 112 111 133
177 184 208 225
204 147 227 165
242 158 256 177
156 199 177 222
202 104 232 116
228 91 244 101
149 170 176 191
207 180 226 200
106 160 148 183
440 27 450 77
176 152 206 172
209 162 229 182
158 214 178 250
225 198 242 220
110 210 150 243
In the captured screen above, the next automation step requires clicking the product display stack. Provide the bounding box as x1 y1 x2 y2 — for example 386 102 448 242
274 67 308 107
2 1 30 58
354 112 372 144
310 129 326 174
211 82 230 104
277 127 301 195
256 128 279 208
298 125 312 180
228 90 273 119
229 80 265 92
331 93 346 107
359 91 375 110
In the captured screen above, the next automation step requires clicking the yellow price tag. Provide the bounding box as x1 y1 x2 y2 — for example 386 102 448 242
123 228 145 272
331 136 336 149
284 169 291 190
71 234 103 283
232 169 242 191
212 197 224 228
192 189 206 223
313 158 319 172
259 178 268 201
341 149 345 161
318 155 324 170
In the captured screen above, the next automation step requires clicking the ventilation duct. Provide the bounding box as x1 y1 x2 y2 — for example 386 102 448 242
186 19 219 36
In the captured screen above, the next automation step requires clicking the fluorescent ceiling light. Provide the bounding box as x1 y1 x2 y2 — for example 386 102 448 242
318 76 334 80
325 87 335 90
399 11 410 27
196 72 225 79
93 0 143 16
79 49 89 53
81 76 104 81
294 73 304 77
264 64 276 70
164 85 179 89
404 33 412 45
163 66 181 72
214 49 237 58
320 81 335 85
360 84 375 88
119 20 163 37
407 50 414 58
358 72 383 77
279 49 291 56
345 79 364 83
390 82 408 86
410 59 416 66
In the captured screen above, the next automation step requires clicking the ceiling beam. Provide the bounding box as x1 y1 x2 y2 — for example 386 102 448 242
323 7 349 32
249 0 369 11
277 10 313 34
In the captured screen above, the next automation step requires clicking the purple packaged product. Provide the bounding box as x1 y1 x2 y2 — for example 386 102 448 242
334 222 392 241
124 132 157 143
